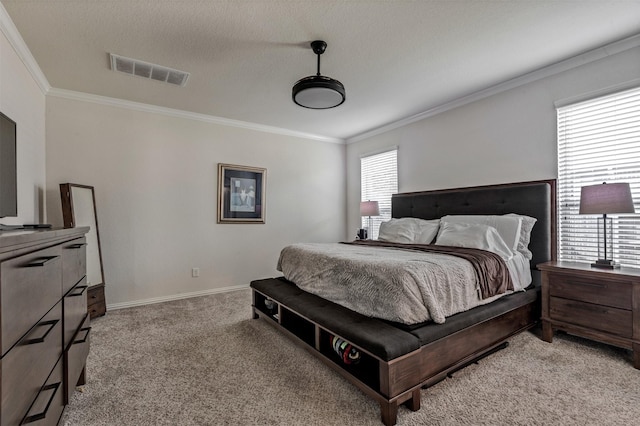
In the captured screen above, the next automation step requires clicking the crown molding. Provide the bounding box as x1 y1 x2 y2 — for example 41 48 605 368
346 33 640 144
47 88 344 144
0 3 50 94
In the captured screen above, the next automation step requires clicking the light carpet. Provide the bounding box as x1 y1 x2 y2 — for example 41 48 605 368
61 288 639 425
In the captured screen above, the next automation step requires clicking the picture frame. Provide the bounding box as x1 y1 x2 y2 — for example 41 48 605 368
217 163 266 223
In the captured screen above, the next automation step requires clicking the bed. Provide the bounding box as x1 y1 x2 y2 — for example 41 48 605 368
251 179 556 425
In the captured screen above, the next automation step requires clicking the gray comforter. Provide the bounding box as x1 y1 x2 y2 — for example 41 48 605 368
276 242 511 325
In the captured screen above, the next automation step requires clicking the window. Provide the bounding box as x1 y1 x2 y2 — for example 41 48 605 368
557 86 640 267
361 148 398 239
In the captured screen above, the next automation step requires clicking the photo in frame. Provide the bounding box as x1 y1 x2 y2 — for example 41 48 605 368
217 163 266 223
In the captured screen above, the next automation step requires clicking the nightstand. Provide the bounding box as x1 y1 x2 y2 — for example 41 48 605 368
537 261 640 369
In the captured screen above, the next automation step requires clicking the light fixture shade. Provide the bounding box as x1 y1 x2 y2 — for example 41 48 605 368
293 76 345 109
360 201 380 217
579 182 635 214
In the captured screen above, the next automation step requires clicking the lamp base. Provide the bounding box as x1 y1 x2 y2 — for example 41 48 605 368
591 259 620 269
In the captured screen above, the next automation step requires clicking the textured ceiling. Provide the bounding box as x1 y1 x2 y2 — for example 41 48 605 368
3 0 640 142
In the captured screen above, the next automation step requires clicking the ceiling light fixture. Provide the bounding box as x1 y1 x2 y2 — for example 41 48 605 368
292 40 345 109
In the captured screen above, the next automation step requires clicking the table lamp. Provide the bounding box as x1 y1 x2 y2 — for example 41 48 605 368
579 182 635 268
359 200 379 240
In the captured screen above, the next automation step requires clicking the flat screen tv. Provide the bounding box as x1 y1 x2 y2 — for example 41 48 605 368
0 112 17 218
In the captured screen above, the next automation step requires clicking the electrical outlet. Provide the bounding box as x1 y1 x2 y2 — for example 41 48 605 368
192 267 200 278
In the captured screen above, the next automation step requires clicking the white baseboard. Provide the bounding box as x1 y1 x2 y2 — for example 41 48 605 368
106 284 250 311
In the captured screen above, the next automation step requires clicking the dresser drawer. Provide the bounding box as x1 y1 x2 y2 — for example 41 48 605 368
548 273 632 309
550 297 632 337
0 302 63 426
61 237 87 294
21 356 65 426
64 314 90 404
63 278 88 350
0 246 62 356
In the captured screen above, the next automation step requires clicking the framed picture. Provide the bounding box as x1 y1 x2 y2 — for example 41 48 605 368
217 163 266 223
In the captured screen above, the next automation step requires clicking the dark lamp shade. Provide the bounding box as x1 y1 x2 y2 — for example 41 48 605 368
579 182 635 214
292 75 345 109
360 201 380 217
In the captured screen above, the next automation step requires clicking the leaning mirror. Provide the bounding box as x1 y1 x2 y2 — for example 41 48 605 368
60 183 106 318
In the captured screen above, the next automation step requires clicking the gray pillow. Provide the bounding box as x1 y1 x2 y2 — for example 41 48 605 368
378 218 440 244
505 213 537 260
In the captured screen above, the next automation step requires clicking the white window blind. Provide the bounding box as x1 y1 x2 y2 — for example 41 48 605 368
361 148 398 239
557 86 640 268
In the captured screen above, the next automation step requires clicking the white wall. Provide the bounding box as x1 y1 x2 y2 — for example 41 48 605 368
45 97 346 306
0 23 46 224
346 46 640 236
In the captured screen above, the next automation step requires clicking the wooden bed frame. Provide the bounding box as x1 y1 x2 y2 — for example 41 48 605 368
251 179 556 425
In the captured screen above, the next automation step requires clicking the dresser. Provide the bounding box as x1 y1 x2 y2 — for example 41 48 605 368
0 227 90 425
538 261 640 369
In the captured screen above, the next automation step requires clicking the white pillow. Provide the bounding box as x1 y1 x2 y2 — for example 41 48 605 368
505 213 537 260
378 218 440 244
440 215 522 252
434 222 514 260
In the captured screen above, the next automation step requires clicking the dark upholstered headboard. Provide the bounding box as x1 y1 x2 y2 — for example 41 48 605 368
392 180 556 272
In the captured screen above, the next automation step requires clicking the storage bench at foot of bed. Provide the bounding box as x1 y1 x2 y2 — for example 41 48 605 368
250 277 539 426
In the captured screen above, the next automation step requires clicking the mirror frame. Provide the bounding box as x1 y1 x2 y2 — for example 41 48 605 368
60 183 105 288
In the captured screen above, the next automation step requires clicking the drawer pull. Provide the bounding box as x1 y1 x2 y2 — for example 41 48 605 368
557 302 610 315
567 280 606 289
73 327 91 345
67 243 87 249
68 285 88 297
23 256 59 267
22 319 59 345
21 382 61 424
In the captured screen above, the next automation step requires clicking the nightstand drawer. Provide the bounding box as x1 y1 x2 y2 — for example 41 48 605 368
548 273 632 309
550 297 632 337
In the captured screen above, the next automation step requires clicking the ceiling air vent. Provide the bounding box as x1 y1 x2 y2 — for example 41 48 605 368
109 53 190 87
